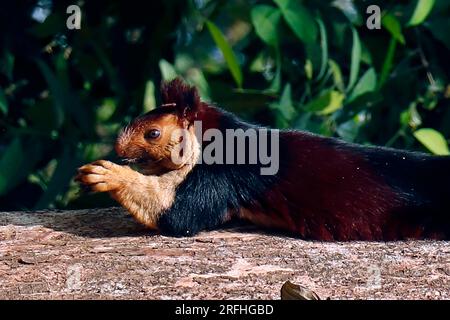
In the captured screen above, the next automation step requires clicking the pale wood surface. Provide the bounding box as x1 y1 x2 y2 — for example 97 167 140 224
0 208 449 299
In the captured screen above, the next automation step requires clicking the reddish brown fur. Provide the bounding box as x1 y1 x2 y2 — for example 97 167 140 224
274 133 399 240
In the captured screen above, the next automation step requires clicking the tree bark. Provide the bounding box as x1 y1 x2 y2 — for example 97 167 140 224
0 208 449 299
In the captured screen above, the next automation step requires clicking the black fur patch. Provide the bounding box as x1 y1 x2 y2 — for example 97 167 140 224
157 162 276 236
362 144 450 233
157 109 278 236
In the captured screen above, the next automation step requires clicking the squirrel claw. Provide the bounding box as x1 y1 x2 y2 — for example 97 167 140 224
75 160 125 193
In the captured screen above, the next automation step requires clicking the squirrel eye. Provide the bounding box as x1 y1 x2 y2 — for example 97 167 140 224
145 129 161 140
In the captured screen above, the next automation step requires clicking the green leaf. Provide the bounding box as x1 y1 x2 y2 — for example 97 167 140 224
316 17 328 80
0 139 25 195
337 118 360 142
305 90 345 115
407 0 435 27
332 0 362 25
304 60 313 80
0 87 8 114
143 80 156 112
37 58 92 134
348 68 377 102
270 83 296 121
268 64 282 93
347 27 361 92
267 47 282 93
273 0 317 43
360 44 373 65
337 91 383 122
31 13 65 38
206 20 243 88
251 5 281 46
159 59 178 81
0 51 14 80
24 98 59 131
250 52 266 73
378 37 397 89
329 59 344 92
382 13 405 44
426 17 450 50
97 98 117 122
401 103 422 129
413 128 450 155
91 41 122 94
185 68 211 101
35 147 81 209
251 5 282 92
35 60 65 128
213 86 274 118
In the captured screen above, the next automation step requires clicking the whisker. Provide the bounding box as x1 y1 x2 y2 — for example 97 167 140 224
121 158 138 164
161 103 177 107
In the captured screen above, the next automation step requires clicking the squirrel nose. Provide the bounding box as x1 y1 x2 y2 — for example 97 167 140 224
115 140 125 158
115 129 129 157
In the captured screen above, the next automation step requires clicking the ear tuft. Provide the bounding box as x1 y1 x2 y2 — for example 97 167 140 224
160 78 201 121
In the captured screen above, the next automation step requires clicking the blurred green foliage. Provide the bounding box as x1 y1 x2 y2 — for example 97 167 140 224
0 0 449 210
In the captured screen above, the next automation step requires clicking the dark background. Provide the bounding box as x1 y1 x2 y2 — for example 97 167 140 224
0 0 449 211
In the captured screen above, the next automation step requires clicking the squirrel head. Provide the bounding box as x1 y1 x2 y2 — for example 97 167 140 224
115 78 202 171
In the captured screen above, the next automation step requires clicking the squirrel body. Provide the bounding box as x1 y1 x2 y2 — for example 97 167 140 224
77 79 450 240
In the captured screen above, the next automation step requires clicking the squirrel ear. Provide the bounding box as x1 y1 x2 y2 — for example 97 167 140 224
160 78 200 122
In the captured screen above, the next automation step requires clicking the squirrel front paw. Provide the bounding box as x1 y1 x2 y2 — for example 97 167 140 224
76 160 133 193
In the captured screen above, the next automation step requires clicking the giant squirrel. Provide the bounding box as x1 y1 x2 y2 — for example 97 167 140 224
76 78 450 240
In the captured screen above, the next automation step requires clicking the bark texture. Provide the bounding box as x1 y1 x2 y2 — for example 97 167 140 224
0 208 449 299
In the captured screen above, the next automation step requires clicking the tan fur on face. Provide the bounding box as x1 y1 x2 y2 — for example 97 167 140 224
115 113 193 171
76 126 200 229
